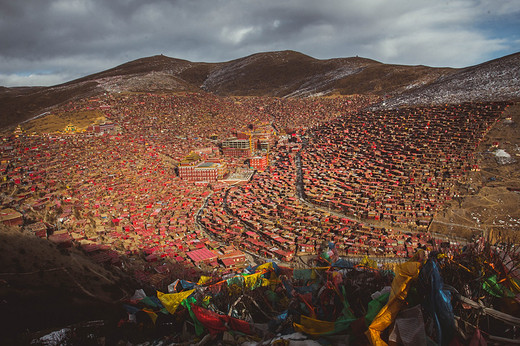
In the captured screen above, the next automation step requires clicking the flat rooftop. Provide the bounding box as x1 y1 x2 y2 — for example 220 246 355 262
197 162 217 168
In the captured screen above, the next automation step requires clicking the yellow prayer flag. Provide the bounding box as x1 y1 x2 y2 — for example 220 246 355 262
366 261 422 346
197 275 213 286
508 276 520 293
255 262 274 272
157 289 195 314
243 272 268 290
294 315 335 336
360 256 378 269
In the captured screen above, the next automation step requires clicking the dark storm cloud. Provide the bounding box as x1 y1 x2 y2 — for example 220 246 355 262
0 0 518 86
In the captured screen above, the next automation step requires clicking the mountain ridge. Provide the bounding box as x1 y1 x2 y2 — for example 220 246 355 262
381 51 520 108
1 50 519 129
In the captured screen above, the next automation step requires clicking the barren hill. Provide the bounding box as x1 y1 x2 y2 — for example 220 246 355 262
382 52 520 108
1 50 519 129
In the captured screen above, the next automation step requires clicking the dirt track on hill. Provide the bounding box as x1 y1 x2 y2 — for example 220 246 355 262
431 103 520 242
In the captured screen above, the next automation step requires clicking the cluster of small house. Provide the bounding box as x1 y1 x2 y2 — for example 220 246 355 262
198 138 434 261
196 102 509 261
302 102 509 227
2 94 500 287
0 129 220 277
0 92 373 286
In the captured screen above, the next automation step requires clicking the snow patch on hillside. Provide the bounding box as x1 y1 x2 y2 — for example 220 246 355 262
379 53 520 109
285 65 365 98
96 71 188 93
201 55 264 91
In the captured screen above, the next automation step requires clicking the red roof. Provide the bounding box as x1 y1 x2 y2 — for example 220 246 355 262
186 247 217 263
221 250 245 260
221 257 240 267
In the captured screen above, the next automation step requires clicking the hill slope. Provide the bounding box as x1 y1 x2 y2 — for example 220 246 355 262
382 52 520 108
0 82 101 130
1 50 519 129
0 226 137 343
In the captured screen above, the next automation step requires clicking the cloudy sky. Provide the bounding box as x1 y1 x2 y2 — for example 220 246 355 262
1 0 519 87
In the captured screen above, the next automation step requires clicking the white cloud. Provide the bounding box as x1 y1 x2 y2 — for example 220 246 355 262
0 73 73 87
0 54 125 87
0 0 518 86
221 26 259 45
49 0 91 15
370 30 509 67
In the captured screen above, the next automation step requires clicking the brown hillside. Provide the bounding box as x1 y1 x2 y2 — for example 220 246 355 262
1 50 519 130
0 82 101 130
334 64 454 95
0 225 138 343
430 103 520 241
68 55 193 81
202 50 336 96
383 52 520 107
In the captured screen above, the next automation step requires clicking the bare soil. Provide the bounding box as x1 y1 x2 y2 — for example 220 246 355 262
431 103 520 242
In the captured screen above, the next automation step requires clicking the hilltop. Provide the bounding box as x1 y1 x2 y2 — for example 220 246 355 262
1 50 519 129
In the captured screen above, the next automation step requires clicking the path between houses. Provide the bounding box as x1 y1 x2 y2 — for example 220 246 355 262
194 189 268 266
